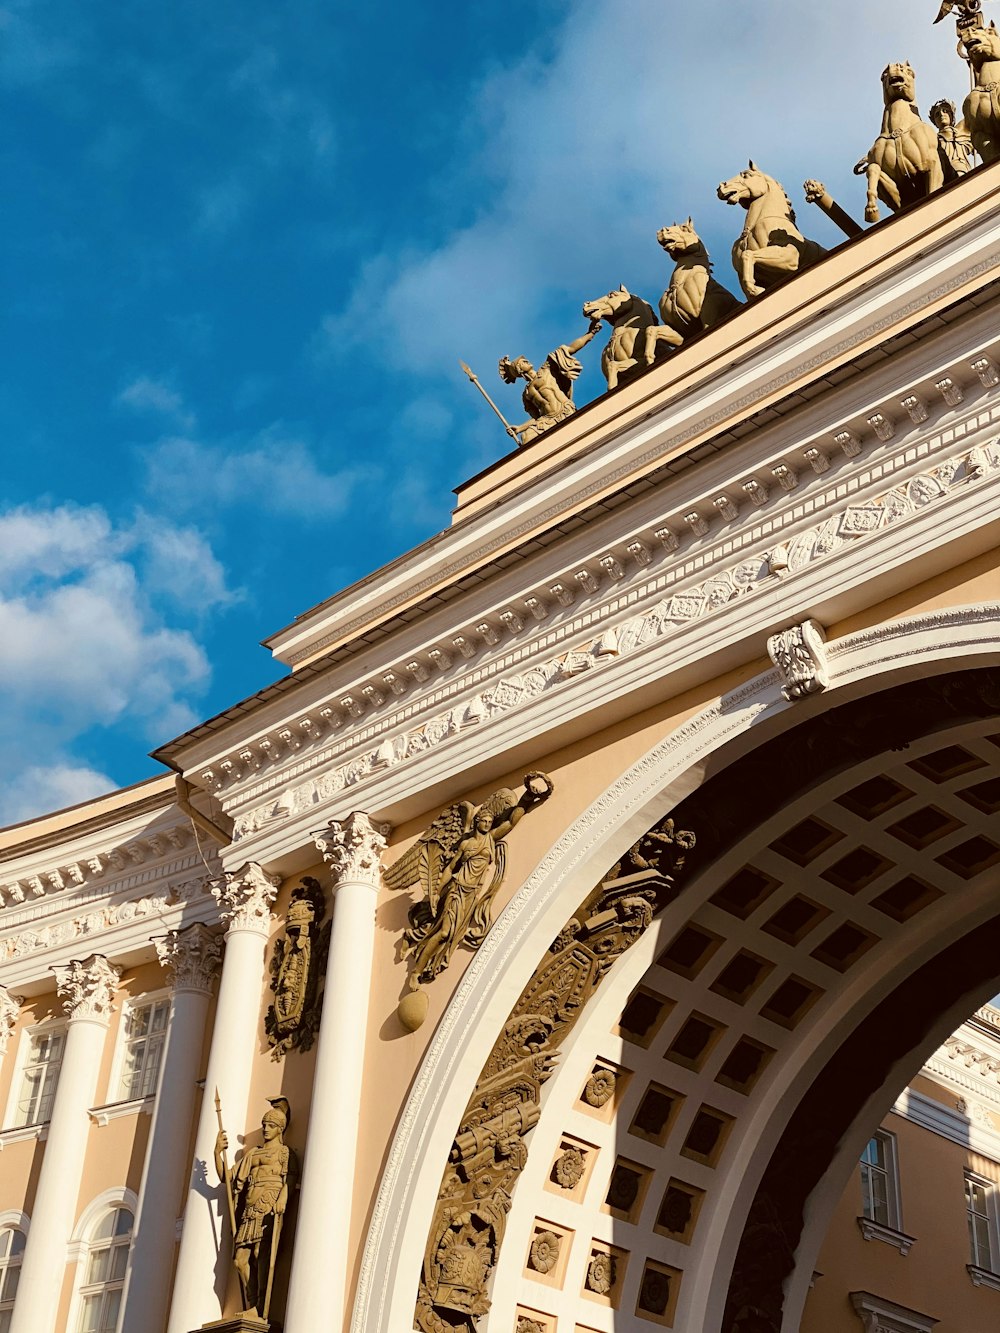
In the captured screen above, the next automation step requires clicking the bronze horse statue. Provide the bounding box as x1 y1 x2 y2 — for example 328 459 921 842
962 22 1000 163
643 220 743 365
717 162 826 299
582 285 658 390
855 62 943 222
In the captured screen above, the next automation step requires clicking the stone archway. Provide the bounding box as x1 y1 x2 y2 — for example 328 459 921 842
352 605 1000 1333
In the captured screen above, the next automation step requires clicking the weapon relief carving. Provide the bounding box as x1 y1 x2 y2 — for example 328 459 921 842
265 877 331 1060
414 820 694 1333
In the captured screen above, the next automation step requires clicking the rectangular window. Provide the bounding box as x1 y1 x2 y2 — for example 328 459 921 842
967 1174 996 1272
15 1030 65 1127
860 1130 899 1229
119 999 170 1101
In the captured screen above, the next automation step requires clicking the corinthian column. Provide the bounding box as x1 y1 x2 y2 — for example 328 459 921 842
166 863 279 1333
284 813 389 1333
120 924 223 1333
10 956 121 1333
0 986 22 1057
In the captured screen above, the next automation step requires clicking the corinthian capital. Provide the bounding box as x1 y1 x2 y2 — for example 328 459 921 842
211 862 280 935
313 812 390 888
154 923 224 994
0 987 22 1056
55 954 122 1023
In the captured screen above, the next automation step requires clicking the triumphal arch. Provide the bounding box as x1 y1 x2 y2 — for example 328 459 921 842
1 8 999 1333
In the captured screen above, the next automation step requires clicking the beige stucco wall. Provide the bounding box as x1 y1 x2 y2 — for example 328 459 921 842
803 1113 1000 1332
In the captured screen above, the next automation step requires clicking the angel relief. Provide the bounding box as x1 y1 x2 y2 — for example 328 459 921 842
384 772 555 1010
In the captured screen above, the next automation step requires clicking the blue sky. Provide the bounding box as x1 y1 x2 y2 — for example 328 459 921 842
0 0 978 824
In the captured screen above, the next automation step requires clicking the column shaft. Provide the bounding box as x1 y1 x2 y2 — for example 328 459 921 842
165 867 277 1333
120 917 220 1333
284 813 387 1333
11 956 120 1333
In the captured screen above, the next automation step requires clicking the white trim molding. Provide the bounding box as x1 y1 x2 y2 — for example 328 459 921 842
850 1290 938 1332
350 603 1000 1333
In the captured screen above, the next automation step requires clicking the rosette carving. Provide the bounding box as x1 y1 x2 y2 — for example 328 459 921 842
528 1230 560 1274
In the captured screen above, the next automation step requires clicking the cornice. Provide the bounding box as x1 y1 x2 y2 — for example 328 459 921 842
224 428 1000 844
194 357 1000 824
270 202 1000 668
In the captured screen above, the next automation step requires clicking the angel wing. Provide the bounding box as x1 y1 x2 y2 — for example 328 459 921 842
476 787 519 826
382 800 475 915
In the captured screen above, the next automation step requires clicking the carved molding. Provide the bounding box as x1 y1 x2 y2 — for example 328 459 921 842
767 619 829 701
0 823 193 913
313 813 389 889
286 261 1000 667
350 607 1000 1333
1 876 212 963
211 862 280 935
233 440 998 842
55 954 122 1023
153 923 223 994
414 828 693 1332
0 988 21 1056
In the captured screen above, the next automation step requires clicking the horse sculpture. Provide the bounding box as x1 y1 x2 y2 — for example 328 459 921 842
717 162 827 299
642 220 742 365
855 62 943 222
582 285 659 390
961 22 1000 163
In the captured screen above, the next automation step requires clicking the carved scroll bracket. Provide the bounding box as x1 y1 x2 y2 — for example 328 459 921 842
767 619 830 701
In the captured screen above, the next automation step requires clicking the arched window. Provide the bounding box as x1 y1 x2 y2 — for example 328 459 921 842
0 1226 26 1333
75 1207 133 1333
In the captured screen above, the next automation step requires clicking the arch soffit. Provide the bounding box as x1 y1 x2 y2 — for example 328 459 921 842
352 600 1000 1333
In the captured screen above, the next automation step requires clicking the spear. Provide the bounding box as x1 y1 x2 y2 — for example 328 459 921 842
459 360 518 440
214 1090 247 1309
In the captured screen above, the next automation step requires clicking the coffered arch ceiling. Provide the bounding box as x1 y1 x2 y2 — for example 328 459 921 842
464 669 1000 1333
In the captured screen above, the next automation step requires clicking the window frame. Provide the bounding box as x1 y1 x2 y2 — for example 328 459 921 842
966 1169 1000 1286
65 1190 137 1333
0 1212 29 1333
106 990 171 1108
2 1018 67 1131
856 1128 913 1253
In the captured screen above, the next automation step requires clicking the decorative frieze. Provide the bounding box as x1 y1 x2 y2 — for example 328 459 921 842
211 862 280 934
154 923 223 994
56 954 122 1023
233 433 997 842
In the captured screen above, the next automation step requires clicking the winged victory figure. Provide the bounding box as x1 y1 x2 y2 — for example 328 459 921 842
384 771 555 991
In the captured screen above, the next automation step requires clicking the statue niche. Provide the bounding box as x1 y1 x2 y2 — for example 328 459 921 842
642 219 742 366
855 62 944 222
265 877 329 1060
384 773 555 1028
717 162 826 298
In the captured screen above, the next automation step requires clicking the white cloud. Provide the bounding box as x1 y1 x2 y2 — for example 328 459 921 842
118 376 196 430
0 761 117 828
319 0 974 385
0 504 224 778
142 430 373 520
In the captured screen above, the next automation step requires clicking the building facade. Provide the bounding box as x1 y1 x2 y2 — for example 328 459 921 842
1 141 999 1333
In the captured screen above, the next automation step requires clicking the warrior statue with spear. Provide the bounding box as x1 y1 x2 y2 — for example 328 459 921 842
215 1092 297 1324
460 316 601 448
